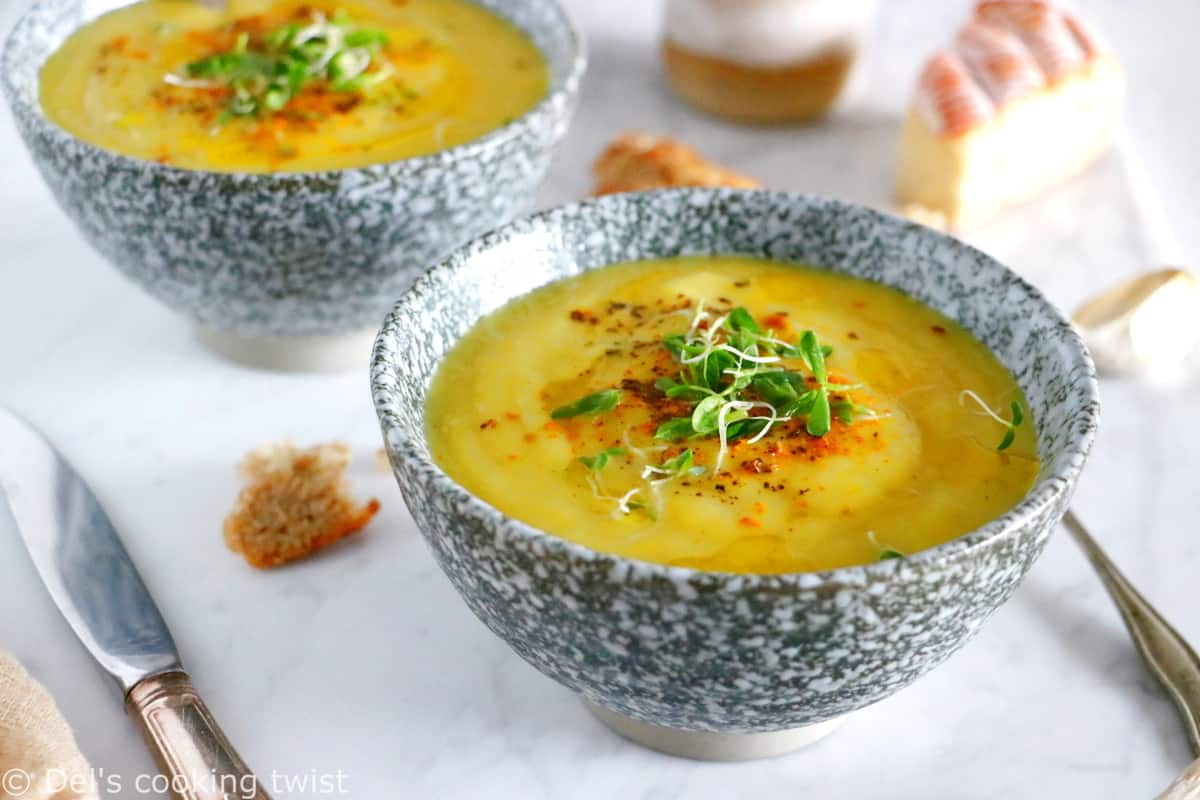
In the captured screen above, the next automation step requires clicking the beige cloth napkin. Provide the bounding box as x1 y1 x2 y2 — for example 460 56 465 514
0 654 95 800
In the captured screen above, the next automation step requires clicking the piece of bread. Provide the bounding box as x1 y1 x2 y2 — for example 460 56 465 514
223 442 380 568
592 132 761 196
895 0 1124 229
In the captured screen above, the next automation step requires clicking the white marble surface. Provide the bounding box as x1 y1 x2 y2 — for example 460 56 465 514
2 0 1199 797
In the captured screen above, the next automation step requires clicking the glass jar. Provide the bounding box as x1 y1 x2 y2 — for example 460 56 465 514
662 0 875 123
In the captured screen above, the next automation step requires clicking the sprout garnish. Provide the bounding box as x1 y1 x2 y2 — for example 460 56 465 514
959 390 1025 452
579 447 626 472
868 530 904 561
556 301 879 519
650 301 871 472
551 388 622 420
166 11 393 119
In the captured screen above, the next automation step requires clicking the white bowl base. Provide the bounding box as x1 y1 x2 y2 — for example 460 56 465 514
196 325 377 372
586 701 846 761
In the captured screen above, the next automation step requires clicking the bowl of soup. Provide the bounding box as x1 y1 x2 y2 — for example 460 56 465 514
3 0 584 368
371 189 1098 760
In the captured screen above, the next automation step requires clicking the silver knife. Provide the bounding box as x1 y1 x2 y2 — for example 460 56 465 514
0 407 271 800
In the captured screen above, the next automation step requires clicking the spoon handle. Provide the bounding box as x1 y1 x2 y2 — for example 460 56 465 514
1063 511 1200 756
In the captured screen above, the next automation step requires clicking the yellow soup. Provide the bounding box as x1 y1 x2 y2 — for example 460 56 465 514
39 0 548 171
427 257 1040 573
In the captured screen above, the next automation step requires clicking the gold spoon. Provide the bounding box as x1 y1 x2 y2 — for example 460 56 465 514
1067 270 1200 791
1062 512 1200 756
1156 757 1200 799
1074 268 1200 378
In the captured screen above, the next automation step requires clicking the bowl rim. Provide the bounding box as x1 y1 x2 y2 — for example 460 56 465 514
372 189 1101 586
1 0 587 181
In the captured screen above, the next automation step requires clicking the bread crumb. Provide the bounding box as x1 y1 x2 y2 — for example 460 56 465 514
592 132 761 196
223 442 380 568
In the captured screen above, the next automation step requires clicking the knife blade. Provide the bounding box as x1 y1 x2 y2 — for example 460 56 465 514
0 407 271 800
0 406 180 691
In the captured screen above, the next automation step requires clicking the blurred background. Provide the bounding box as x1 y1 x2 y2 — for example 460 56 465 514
550 0 1199 263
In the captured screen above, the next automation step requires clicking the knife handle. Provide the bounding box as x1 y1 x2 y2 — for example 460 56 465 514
125 670 272 800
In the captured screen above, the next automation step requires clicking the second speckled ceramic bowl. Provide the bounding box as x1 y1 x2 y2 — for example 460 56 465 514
372 190 1100 759
2 0 584 370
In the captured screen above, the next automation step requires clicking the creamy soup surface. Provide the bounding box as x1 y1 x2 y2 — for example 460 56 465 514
427 257 1039 573
39 0 548 172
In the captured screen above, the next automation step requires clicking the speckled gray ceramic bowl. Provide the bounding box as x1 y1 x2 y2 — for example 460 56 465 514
371 190 1099 759
3 0 584 370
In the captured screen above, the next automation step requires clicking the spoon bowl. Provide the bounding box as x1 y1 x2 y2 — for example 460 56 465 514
1074 268 1200 378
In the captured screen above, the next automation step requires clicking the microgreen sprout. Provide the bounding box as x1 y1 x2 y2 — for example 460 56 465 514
997 401 1024 452
579 447 626 472
959 390 1025 452
868 531 904 560
615 488 643 516
551 388 621 419
622 427 670 460
580 456 651 520
653 416 696 441
641 449 706 485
